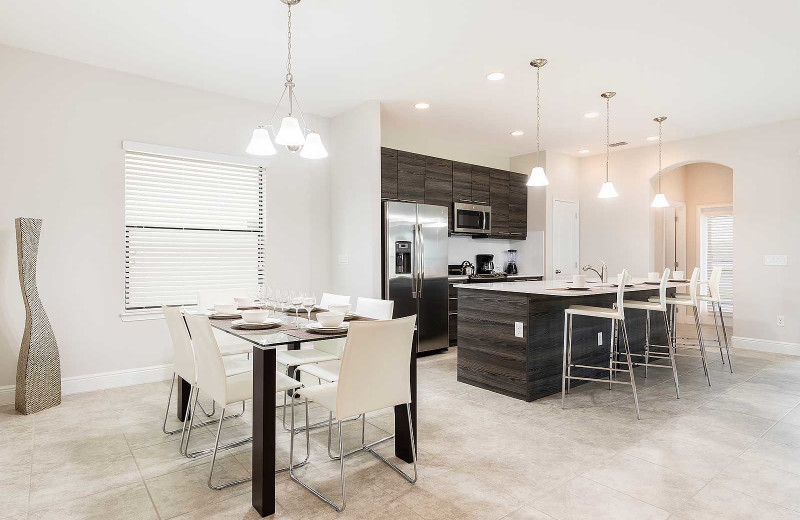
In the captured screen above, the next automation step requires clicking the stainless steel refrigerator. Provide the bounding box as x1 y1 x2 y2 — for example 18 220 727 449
382 201 449 353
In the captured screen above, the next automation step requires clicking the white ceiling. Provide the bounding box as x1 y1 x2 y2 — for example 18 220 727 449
2 0 799 158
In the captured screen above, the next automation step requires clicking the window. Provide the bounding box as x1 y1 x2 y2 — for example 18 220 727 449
124 142 265 310
700 206 733 315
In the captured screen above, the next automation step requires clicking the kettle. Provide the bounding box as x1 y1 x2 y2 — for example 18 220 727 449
460 261 475 276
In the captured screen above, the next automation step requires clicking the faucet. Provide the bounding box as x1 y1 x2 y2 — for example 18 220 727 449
582 260 607 283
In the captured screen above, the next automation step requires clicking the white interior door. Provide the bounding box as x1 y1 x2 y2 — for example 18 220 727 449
663 203 686 275
552 199 579 280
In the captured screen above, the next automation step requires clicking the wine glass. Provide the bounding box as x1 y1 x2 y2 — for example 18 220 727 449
302 294 316 322
290 291 303 324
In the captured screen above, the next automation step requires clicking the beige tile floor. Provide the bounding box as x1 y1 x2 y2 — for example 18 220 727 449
3 329 800 519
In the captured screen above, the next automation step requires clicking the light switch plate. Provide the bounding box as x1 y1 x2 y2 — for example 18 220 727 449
514 322 524 338
777 315 785 327
765 255 788 266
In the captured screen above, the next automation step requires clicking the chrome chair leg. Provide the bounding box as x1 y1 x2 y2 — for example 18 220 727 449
693 306 711 386
608 319 614 390
562 313 568 409
566 315 573 393
181 387 201 455
162 373 181 435
717 302 733 372
644 310 651 378
663 311 680 399
277 394 310 472
711 302 725 364
621 321 640 419
207 406 252 490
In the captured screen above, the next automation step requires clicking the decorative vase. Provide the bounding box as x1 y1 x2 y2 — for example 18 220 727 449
15 217 61 414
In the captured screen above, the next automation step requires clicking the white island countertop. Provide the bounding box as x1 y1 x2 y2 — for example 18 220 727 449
453 279 688 297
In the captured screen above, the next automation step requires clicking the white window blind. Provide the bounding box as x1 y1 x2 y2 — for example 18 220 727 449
124 147 265 310
701 207 733 315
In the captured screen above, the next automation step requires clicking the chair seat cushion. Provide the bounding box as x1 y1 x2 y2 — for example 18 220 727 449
276 372 303 393
566 305 621 319
659 296 696 306
224 370 253 405
276 349 339 367
297 382 338 413
223 357 252 377
298 361 341 383
623 300 664 311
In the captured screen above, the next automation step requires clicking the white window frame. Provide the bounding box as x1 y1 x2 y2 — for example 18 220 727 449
698 204 733 317
120 141 268 320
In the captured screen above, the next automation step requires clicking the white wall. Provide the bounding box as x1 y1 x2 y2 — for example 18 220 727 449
0 45 332 398
329 101 382 298
578 119 800 347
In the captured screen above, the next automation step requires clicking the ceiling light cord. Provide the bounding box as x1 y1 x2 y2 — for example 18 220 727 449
536 65 541 167
605 96 610 182
658 118 662 192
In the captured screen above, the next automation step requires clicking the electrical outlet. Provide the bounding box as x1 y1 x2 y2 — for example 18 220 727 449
765 255 788 266
514 322 524 338
598 332 603 346
777 315 785 327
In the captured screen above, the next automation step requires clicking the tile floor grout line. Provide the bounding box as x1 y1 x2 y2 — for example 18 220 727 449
125 419 163 520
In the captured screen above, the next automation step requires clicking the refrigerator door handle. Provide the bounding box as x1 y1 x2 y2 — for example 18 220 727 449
418 223 425 298
411 222 419 299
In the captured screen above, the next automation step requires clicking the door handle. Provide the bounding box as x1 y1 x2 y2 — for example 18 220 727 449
555 269 562 274
418 223 425 298
411 225 419 298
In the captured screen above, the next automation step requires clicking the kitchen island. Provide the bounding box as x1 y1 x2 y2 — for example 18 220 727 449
455 280 681 401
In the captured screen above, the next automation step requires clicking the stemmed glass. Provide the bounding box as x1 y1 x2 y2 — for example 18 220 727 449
290 291 303 325
302 294 316 323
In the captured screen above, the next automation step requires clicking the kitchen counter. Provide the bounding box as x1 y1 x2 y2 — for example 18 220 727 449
455 281 679 401
447 274 544 283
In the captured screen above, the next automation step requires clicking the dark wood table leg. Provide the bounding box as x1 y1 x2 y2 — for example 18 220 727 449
253 347 276 518
395 330 418 463
177 376 192 421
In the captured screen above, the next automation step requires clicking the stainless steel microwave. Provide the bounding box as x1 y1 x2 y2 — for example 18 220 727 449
452 203 491 234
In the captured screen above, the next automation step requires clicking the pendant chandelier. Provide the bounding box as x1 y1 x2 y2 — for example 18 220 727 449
597 91 619 198
527 59 549 187
650 116 669 208
246 0 327 159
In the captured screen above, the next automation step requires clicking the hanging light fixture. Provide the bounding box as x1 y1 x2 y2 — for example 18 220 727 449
527 59 549 187
650 116 669 208
246 0 327 159
597 91 619 198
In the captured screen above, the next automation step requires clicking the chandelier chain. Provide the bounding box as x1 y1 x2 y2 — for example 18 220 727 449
658 119 663 191
286 3 293 82
536 67 542 166
605 96 610 182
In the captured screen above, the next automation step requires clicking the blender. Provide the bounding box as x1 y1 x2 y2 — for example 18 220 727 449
504 249 518 275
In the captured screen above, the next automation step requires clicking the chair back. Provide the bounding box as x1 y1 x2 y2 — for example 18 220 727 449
655 268 671 311
183 312 228 405
688 267 701 305
355 297 395 320
615 269 630 319
162 306 196 383
335 315 416 419
708 266 722 301
197 289 241 311
320 293 351 309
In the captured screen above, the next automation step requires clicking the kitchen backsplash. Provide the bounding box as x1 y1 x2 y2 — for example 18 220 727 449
448 233 543 275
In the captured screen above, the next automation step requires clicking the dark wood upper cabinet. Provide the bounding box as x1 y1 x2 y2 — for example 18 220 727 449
452 162 472 203
490 169 510 236
423 157 452 204
380 147 398 200
508 172 528 237
396 151 425 203
470 166 491 205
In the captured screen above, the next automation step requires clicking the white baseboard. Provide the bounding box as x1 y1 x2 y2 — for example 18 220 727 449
0 364 172 407
733 336 800 356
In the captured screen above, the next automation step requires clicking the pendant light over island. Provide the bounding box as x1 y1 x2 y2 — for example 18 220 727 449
527 59 549 187
597 91 619 198
650 116 669 208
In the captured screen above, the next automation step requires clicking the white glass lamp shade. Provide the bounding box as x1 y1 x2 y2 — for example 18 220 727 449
527 166 549 186
246 126 276 156
597 181 619 198
299 132 328 159
651 192 669 208
274 116 306 147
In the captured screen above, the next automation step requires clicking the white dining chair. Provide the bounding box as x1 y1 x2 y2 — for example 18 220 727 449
183 312 311 489
289 315 418 512
319 292 352 310
621 269 680 398
562 269 641 419
649 267 712 385
196 290 253 356
161 306 249 436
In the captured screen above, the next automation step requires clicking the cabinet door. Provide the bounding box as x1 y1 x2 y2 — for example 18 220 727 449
508 172 528 238
380 147 398 199
424 156 453 229
397 151 425 203
490 169 509 236
452 161 472 203
470 166 491 205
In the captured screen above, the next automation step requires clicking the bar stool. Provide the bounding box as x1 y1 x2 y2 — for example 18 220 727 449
621 269 680 398
562 269 641 419
183 312 311 489
290 315 418 512
700 267 733 371
649 267 712 386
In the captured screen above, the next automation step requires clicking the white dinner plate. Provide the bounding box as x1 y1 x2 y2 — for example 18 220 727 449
207 311 241 319
305 322 350 334
231 318 282 330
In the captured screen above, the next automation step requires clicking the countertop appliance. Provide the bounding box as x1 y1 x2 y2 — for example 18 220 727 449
452 202 491 235
476 254 494 274
504 249 518 275
383 201 449 353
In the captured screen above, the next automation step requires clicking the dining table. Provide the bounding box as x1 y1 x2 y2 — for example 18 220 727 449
176 308 418 518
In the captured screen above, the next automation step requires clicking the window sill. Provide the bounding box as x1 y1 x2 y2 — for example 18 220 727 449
120 309 165 322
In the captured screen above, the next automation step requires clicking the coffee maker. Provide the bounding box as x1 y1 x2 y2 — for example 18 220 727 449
504 249 518 275
476 254 494 274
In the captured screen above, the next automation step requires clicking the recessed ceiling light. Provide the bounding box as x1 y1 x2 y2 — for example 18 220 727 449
646 135 659 141
414 102 430 110
510 130 524 136
578 149 590 154
487 72 505 81
584 112 599 119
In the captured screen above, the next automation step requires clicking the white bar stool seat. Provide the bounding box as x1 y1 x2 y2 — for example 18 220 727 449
564 305 622 319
